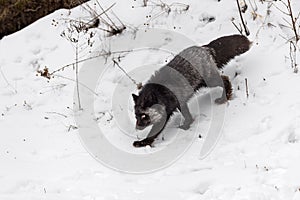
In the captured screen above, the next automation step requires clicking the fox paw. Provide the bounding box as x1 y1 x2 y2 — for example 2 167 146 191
133 138 154 148
215 97 227 104
179 118 194 130
179 124 190 130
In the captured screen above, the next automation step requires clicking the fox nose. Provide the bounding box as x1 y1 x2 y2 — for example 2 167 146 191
136 125 144 130
136 122 145 130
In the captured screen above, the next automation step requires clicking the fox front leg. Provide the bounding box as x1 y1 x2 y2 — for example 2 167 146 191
178 102 194 130
133 115 169 148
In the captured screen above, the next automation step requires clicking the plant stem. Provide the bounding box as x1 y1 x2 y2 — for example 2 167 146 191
236 0 250 36
245 78 249 98
287 0 299 42
75 33 82 110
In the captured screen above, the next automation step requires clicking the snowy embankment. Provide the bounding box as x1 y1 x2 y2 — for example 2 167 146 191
1 0 300 199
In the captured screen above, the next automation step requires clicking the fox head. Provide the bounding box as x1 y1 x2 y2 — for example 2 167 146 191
132 93 166 130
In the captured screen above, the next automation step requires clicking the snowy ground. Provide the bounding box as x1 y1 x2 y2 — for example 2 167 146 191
1 0 300 199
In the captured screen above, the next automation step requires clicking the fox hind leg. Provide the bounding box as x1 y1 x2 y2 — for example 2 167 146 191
215 75 232 104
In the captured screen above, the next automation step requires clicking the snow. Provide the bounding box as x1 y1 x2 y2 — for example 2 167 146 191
1 0 300 199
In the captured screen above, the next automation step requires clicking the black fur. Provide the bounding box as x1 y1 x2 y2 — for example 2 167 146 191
132 34 251 147
204 34 251 68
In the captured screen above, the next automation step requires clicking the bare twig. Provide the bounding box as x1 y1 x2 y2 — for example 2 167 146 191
112 59 142 89
255 3 272 39
245 78 249 98
273 0 299 73
236 0 250 36
49 50 132 76
75 33 82 110
142 1 189 26
52 74 99 96
289 41 298 73
111 10 126 28
232 20 243 35
247 0 257 14
282 17 293 28
0 67 17 94
272 2 290 16
68 125 78 132
65 1 125 36
240 0 248 13
143 0 148 7
286 0 299 42
273 0 299 42
80 0 126 36
83 2 117 30
95 1 119 30
280 0 288 7
46 111 68 118
39 84 67 94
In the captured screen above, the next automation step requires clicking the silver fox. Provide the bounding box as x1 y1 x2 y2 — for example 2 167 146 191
132 35 251 147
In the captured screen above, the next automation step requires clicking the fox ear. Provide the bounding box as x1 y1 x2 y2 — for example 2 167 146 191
132 94 138 103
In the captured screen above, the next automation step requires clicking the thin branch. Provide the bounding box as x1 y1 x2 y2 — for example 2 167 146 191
279 33 291 42
96 1 119 30
247 0 257 13
0 67 17 94
255 4 271 39
232 20 243 35
84 3 117 29
143 0 189 25
39 84 67 94
272 2 290 15
236 0 250 36
280 0 289 9
296 12 300 22
111 10 126 27
112 59 142 89
245 78 249 98
290 41 298 73
46 111 68 118
49 50 132 75
287 0 299 42
143 0 148 7
52 74 99 96
80 1 99 18
278 22 292 29
75 33 82 110
282 17 293 28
